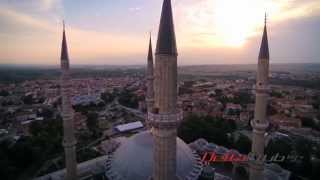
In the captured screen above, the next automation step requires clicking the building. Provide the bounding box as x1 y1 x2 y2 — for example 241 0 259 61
35 3 293 180
35 156 108 180
60 22 78 180
115 121 144 133
105 1 203 179
270 114 302 128
146 34 155 126
190 138 291 180
249 14 271 180
223 103 242 121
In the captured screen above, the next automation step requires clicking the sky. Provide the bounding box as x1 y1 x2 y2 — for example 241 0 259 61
0 0 320 65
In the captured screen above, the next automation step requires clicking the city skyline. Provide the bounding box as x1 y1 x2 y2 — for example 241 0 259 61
1 0 320 65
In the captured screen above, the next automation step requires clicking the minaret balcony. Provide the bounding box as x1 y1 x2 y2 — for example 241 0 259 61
148 111 183 129
251 120 269 131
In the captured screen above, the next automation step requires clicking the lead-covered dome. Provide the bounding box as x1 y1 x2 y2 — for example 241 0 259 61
106 131 202 180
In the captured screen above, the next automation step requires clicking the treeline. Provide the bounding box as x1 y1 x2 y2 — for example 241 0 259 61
179 114 320 180
0 118 63 180
0 66 144 84
0 67 59 84
178 114 237 148
270 78 320 90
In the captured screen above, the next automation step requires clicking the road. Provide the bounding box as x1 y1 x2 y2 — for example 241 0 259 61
114 98 146 119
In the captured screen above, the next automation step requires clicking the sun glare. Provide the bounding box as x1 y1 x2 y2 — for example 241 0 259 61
213 0 278 47
179 0 284 48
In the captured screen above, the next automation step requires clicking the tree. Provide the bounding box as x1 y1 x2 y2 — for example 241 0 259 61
294 138 312 177
10 137 37 168
312 96 320 109
86 112 100 137
38 108 54 119
270 91 283 98
22 95 33 105
234 134 252 154
101 92 115 104
77 148 102 163
302 117 314 127
301 117 320 131
267 104 277 116
97 101 105 107
179 86 192 95
178 114 236 148
118 90 139 108
0 140 17 180
265 137 293 169
0 90 9 97
215 89 223 96
265 138 293 157
0 118 63 180
30 120 43 137
232 92 254 105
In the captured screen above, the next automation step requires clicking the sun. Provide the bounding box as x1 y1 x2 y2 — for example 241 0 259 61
213 0 267 47
178 0 282 48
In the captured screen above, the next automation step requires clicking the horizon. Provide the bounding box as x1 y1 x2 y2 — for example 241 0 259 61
0 62 319 69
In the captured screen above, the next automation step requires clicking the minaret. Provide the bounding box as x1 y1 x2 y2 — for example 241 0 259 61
146 33 154 127
149 0 181 179
249 14 270 180
60 22 77 180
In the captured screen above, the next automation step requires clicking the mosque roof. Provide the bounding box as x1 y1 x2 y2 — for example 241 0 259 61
106 131 202 180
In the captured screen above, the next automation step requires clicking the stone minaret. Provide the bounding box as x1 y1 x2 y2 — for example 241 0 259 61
149 0 181 179
60 22 77 180
146 34 154 127
249 14 270 180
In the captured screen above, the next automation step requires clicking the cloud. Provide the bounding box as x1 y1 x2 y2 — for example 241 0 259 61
174 0 320 48
0 7 55 32
41 0 59 10
0 6 146 65
0 0 319 65
129 7 142 12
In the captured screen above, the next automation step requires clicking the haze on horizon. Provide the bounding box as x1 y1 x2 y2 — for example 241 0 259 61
1 0 320 65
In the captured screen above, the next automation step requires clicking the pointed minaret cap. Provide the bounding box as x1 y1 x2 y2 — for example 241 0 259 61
61 21 69 60
61 21 70 69
258 13 269 59
156 0 177 55
148 32 153 61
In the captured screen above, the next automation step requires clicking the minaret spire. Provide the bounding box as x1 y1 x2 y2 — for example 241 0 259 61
150 0 181 179
146 33 154 128
156 0 177 55
61 20 69 70
249 15 270 180
258 13 269 60
60 22 77 180
148 32 153 61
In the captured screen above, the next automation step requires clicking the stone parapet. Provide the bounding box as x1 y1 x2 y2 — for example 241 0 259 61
148 111 183 129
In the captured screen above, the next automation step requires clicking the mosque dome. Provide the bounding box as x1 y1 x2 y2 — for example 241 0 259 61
106 131 203 180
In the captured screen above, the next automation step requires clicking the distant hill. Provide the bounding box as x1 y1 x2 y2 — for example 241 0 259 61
179 63 320 76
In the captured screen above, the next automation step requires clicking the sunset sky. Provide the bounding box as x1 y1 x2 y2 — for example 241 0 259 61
1 0 320 65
